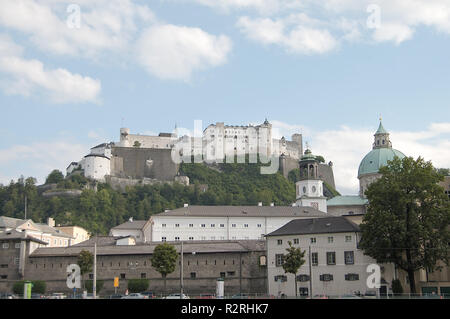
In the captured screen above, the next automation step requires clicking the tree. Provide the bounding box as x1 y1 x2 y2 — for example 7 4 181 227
359 156 450 294
151 243 178 296
392 279 403 296
77 250 94 290
45 170 64 185
282 241 306 297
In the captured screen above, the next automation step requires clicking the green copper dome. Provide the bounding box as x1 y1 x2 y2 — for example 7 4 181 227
358 148 405 178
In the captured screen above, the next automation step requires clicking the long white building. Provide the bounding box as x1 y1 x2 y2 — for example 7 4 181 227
148 205 327 242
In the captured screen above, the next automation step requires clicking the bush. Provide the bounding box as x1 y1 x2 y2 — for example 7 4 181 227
84 280 104 294
127 279 149 293
12 280 46 295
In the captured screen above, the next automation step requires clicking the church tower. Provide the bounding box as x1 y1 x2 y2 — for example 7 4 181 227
295 148 327 213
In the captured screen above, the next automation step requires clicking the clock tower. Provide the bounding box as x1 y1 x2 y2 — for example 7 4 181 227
295 148 327 213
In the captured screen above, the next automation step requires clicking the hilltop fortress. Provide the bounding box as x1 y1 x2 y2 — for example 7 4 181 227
67 120 335 191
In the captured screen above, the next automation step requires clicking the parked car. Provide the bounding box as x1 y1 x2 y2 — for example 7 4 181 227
198 294 216 299
0 293 17 299
122 293 148 299
49 293 67 299
31 293 45 299
163 293 190 299
313 294 329 299
109 294 123 299
141 291 156 299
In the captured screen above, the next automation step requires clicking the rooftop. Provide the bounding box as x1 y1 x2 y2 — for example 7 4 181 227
265 216 360 237
154 205 327 218
327 196 369 207
111 220 149 230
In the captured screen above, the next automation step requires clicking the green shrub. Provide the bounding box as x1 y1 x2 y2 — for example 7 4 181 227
85 280 104 294
392 279 403 295
12 280 46 295
127 279 149 293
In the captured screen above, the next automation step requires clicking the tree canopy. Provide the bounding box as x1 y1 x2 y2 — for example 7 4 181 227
359 156 450 294
282 241 306 297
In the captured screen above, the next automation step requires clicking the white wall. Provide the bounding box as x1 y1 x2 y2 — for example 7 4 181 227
84 156 111 182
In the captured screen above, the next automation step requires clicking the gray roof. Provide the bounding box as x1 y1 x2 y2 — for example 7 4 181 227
111 220 149 230
29 239 266 257
155 205 327 218
0 216 29 229
0 229 48 245
266 216 360 237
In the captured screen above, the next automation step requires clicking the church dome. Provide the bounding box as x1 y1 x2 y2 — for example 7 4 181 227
358 147 405 178
358 120 405 178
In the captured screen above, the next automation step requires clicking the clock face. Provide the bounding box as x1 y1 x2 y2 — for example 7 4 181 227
312 186 316 193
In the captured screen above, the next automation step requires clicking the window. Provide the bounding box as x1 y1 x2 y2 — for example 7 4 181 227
345 235 352 242
2 243 9 249
344 251 354 265
211 224 215 227
175 224 180 227
257 224 262 228
188 237 194 240
293 238 299 245
297 274 310 282
244 224 249 228
328 237 334 243
189 224 194 228
120 273 126 279
320 274 333 281
311 252 318 266
277 239 283 245
231 224 236 228
89 274 94 280
220 224 225 228
141 273 147 279
15 243 21 249
275 254 284 267
326 252 336 265
299 288 309 297
274 275 287 282
227 271 236 276
175 237 180 241
220 272 226 278
345 273 359 281
162 224 166 228
162 237 166 242
201 224 206 228
310 238 316 244
0 264 8 268
190 272 196 279
0 275 7 279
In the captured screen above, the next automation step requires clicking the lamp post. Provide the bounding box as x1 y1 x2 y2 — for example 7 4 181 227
180 241 184 299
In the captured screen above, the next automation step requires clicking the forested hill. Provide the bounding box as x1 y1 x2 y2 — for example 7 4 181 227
0 162 296 235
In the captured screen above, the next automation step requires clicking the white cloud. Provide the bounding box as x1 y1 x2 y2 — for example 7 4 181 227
0 0 155 58
0 140 89 185
236 15 338 54
0 35 101 104
273 120 450 195
136 24 232 80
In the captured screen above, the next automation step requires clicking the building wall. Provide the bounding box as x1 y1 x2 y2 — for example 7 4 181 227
55 227 90 245
111 147 179 181
109 229 144 242
84 156 111 182
327 206 366 217
23 248 267 295
150 215 323 242
267 232 395 297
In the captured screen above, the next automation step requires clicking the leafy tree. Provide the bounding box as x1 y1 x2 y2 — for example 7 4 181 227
359 156 450 294
45 170 64 185
315 155 325 163
282 241 306 297
151 243 178 296
12 280 46 295
77 250 94 290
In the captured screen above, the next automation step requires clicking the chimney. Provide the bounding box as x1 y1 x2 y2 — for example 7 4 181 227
47 217 55 227
258 202 263 207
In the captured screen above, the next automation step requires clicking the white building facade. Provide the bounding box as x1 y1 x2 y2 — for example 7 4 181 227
149 205 327 242
266 217 394 297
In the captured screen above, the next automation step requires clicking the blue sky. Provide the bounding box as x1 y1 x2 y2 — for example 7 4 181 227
0 0 449 194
